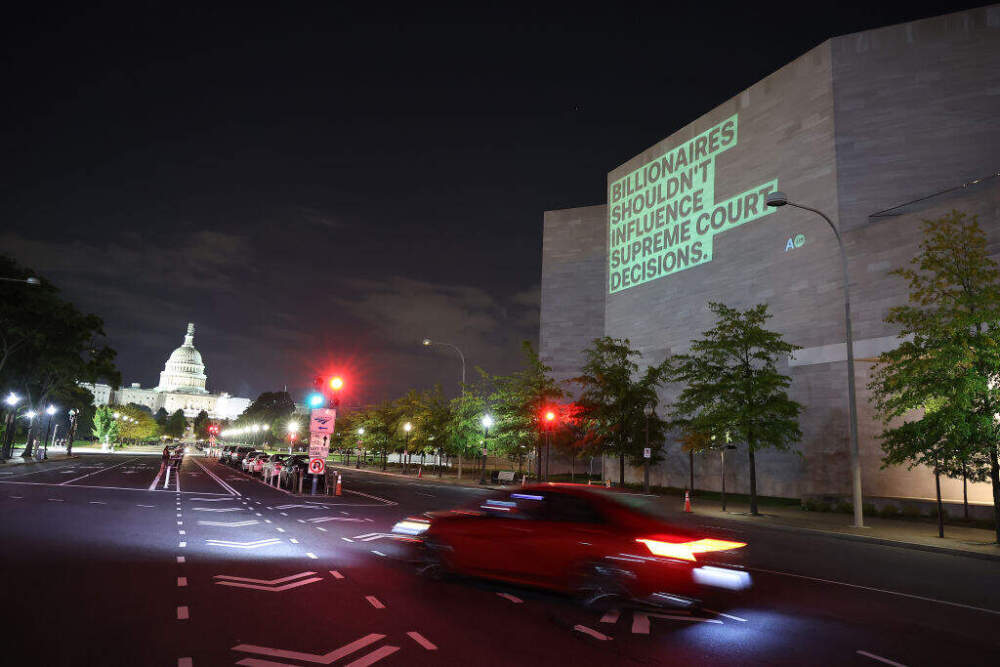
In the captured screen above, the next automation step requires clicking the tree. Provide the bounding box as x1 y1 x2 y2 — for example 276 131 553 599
869 211 1000 541
154 408 169 430
444 378 490 479
670 303 802 515
93 406 119 446
573 337 672 486
164 410 187 439
192 410 211 439
0 257 120 457
490 342 564 479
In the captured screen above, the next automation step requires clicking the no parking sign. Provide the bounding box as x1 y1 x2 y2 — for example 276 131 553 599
308 457 325 475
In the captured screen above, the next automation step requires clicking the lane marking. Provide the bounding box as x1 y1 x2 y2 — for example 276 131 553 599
276 527 285 533
341 537 354 543
497 593 522 603
365 596 385 609
48 498 64 502
216 577 322 592
190 497 232 502
703 608 747 622
179 530 186 535
749 566 1000 617
136 504 155 508
235 659 298 666
648 613 722 624
232 633 385 664
306 553 318 559
179 542 187 548
290 539 299 544
308 516 364 523
344 645 399 667
89 501 106 504
0 479 228 494
149 466 164 490
60 456 140 486
857 650 908 666
177 577 188 587
215 572 318 585
178 658 192 667
316 527 327 532
573 625 611 641
631 612 650 634
197 520 259 528
192 507 246 512
206 538 281 549
370 550 385 557
191 457 241 496
406 632 436 650
177 556 185 563
600 610 620 624
329 570 344 579
177 606 189 620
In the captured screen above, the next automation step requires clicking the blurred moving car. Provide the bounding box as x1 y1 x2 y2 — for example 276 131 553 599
393 484 750 609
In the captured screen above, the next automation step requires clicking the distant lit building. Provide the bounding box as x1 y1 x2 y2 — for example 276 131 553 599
81 323 252 420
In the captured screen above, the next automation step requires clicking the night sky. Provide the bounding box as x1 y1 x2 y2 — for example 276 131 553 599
0 1 970 406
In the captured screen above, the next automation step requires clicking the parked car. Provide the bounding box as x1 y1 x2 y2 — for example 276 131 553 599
229 446 255 468
278 455 311 488
262 453 289 480
393 484 750 610
246 452 270 475
220 445 236 462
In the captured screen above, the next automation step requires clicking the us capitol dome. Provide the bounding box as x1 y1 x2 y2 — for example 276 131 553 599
81 322 252 422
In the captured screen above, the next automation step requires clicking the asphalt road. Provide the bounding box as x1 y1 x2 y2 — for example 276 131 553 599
1 453 998 666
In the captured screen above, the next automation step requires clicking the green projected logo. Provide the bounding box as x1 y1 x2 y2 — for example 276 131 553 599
608 114 778 294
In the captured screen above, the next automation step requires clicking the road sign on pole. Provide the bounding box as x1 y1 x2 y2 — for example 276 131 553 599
309 433 329 461
308 458 325 475
643 447 651 459
309 408 337 436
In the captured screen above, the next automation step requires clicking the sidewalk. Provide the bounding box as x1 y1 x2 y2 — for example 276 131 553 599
0 449 77 466
339 465 1000 560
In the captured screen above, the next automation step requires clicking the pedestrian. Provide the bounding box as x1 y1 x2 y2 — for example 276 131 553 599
161 445 170 469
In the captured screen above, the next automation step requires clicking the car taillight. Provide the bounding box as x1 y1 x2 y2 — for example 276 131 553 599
636 537 747 561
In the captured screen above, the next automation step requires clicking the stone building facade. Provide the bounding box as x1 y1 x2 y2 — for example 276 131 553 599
540 6 1000 513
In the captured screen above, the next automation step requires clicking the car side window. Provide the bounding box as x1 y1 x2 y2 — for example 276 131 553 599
545 493 604 524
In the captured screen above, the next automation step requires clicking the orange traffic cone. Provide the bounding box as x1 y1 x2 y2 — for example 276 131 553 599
604 479 611 489
417 466 422 478
684 490 692 512
335 473 343 496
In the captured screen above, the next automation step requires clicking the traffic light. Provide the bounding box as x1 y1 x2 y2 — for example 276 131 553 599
307 392 325 408
329 376 343 391
545 410 556 423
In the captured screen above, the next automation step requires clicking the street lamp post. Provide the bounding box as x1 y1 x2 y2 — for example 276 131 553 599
21 410 37 458
543 410 556 482
356 427 364 469
403 422 412 474
41 405 57 460
767 191 864 528
422 339 466 389
479 415 493 485
66 408 78 456
643 403 655 494
2 393 21 460
0 276 40 286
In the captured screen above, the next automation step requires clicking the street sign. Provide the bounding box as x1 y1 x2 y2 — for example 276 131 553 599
309 433 329 460
309 408 337 435
643 447 651 459
308 458 325 475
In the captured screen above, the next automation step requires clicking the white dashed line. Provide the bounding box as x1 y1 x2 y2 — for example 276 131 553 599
178 658 192 667
179 530 186 535
497 593 522 603
306 552 318 559
366 596 385 609
177 577 188 587
280 512 288 516
88 500 105 504
407 632 437 650
179 542 187 548
857 651 908 666
177 606 189 620
341 537 354 543
317 527 327 532
177 556 185 564
600 610 620 624
371 550 386 557
177 521 183 525
573 625 611 641
703 608 747 622
297 519 305 523
276 527 285 532
48 498 64 502
330 570 344 579
290 539 299 544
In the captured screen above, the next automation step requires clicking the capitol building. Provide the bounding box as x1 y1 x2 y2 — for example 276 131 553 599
81 323 252 420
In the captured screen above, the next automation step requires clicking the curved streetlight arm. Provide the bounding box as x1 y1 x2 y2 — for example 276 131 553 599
426 341 466 387
786 201 863 529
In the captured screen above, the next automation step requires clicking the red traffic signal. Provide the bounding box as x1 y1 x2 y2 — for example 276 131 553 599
329 376 344 391
545 410 556 422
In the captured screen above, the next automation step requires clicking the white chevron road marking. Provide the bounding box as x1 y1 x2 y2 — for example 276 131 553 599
206 538 282 549
214 571 322 591
193 506 246 512
232 633 386 664
197 520 260 527
307 516 365 523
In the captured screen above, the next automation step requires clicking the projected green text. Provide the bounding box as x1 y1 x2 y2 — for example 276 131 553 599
608 114 778 294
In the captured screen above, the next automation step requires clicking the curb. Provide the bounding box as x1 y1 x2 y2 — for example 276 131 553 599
336 465 509 491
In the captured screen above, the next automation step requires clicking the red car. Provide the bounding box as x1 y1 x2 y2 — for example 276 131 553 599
393 484 750 609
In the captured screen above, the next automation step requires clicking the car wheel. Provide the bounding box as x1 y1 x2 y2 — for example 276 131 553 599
414 541 451 580
571 561 634 610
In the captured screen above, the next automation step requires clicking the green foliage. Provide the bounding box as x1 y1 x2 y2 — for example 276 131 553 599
670 302 802 514
489 342 564 460
868 211 1000 538
573 337 672 484
118 404 159 442
164 409 187 439
154 407 169 429
93 406 119 444
192 410 211 439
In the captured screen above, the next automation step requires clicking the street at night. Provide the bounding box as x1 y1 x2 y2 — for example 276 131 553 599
2 452 998 666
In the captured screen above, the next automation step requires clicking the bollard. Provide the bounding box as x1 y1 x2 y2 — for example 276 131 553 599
335 472 342 496
298 469 304 495
684 490 692 513
163 465 171 490
604 479 610 489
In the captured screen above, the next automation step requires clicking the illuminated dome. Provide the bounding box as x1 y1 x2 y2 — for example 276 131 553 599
156 323 208 394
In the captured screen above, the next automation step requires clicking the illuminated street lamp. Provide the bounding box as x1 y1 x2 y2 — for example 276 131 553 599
403 422 412 474
479 415 493 484
542 409 556 481
421 338 466 390
1 393 21 460
41 405 58 460
766 191 863 528
643 403 655 494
